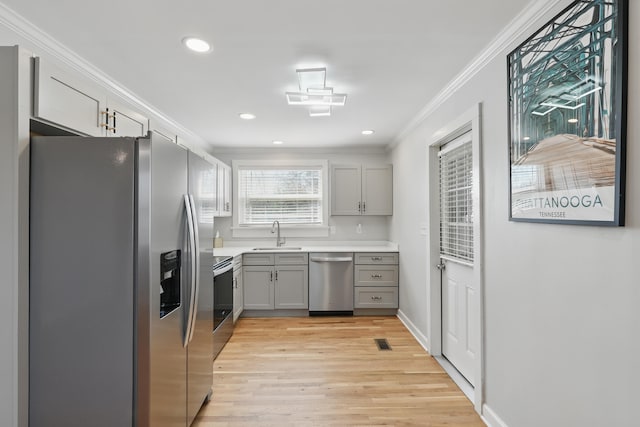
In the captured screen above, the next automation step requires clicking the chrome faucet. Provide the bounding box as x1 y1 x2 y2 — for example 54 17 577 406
271 220 286 247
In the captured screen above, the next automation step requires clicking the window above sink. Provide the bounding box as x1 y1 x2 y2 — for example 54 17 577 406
231 160 330 239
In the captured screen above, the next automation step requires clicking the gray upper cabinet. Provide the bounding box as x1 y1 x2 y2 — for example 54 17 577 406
362 165 393 215
107 99 148 137
331 165 361 215
149 123 177 144
331 164 393 216
33 57 106 136
33 57 148 137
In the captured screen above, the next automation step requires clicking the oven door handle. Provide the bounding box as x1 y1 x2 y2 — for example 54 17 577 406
214 262 234 276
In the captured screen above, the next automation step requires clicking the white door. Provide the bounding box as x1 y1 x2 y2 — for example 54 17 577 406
439 133 477 386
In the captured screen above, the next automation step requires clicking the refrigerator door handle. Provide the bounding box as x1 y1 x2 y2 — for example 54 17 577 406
187 194 200 344
183 194 197 348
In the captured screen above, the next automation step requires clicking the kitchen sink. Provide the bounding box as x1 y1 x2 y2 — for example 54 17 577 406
252 247 303 251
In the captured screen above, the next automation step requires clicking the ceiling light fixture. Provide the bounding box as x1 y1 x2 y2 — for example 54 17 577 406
309 106 331 117
182 37 211 53
531 106 557 116
569 79 602 100
239 113 256 120
541 100 585 110
285 67 347 117
361 130 375 135
568 118 579 124
272 140 284 145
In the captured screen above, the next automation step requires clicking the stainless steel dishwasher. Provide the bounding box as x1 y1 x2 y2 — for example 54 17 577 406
309 252 354 315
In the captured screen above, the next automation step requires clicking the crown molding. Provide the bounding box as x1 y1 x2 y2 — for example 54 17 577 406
210 144 390 156
389 0 565 149
0 2 207 148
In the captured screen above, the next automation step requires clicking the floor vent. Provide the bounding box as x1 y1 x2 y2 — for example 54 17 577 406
375 338 392 351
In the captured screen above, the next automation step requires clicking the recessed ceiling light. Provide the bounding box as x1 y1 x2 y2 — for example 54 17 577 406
182 37 211 53
272 140 284 145
239 113 256 120
568 118 579 123
361 130 375 135
523 136 531 141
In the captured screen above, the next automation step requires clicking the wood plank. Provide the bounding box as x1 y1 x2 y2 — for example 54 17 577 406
193 317 484 426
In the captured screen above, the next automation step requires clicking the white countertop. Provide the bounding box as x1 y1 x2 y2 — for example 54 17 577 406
211 241 399 258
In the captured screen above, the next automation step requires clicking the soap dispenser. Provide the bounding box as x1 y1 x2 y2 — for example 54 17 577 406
213 230 223 248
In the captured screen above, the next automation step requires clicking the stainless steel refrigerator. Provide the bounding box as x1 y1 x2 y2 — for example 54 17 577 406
29 132 215 427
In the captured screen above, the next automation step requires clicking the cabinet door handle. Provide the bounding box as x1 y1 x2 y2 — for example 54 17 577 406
270 271 273 282
371 256 382 261
101 109 114 119
371 274 383 279
101 109 116 133
362 201 366 213
275 270 278 281
358 201 361 213
371 296 382 301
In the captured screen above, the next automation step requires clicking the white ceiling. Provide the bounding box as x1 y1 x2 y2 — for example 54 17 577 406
2 0 531 149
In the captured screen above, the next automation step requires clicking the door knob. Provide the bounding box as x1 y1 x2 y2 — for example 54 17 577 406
436 263 446 271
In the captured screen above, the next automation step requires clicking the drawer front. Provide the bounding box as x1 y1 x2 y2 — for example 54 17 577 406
275 252 309 265
243 253 275 266
355 265 398 287
355 252 398 265
354 286 398 309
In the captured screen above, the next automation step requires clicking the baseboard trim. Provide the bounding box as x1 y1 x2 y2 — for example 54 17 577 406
396 309 430 353
482 404 509 427
434 355 474 402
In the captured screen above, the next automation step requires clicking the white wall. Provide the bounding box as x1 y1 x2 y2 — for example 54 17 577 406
0 46 30 427
213 147 392 243
390 1 640 426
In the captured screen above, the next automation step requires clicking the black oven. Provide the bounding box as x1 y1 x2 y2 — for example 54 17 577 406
212 256 234 358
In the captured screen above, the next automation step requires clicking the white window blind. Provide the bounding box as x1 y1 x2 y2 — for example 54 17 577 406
237 167 323 225
439 137 474 263
198 168 216 224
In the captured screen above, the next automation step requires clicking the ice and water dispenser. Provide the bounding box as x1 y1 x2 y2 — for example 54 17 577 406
160 250 181 318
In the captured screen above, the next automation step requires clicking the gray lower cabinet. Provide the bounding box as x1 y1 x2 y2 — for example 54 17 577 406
233 255 244 321
354 286 399 309
243 253 308 310
354 265 399 287
274 265 308 309
243 265 274 310
354 252 399 309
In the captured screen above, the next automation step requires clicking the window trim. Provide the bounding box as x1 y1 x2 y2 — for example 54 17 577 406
231 159 330 239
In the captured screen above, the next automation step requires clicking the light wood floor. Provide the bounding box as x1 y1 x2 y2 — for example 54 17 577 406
193 316 484 426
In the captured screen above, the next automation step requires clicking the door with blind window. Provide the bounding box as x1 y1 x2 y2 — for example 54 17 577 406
438 132 477 386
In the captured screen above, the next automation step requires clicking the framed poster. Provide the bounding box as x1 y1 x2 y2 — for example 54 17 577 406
507 0 628 225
